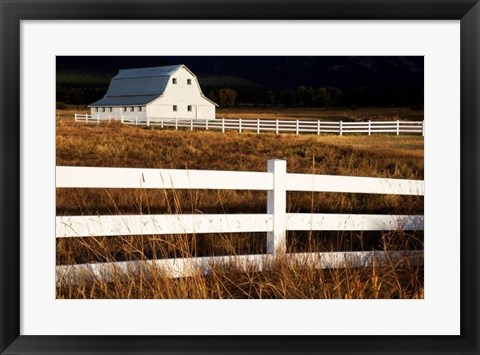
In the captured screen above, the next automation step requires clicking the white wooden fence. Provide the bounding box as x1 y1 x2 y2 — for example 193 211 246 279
74 114 424 136
56 160 424 283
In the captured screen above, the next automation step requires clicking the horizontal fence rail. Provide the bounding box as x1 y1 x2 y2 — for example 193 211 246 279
286 173 424 195
56 166 423 195
56 213 423 238
56 160 424 282
56 166 273 190
74 113 424 136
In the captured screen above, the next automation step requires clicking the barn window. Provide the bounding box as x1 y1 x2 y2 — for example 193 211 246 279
173 105 177 111
101 107 105 112
139 107 143 112
187 79 192 85
109 107 112 112
187 105 192 112
123 107 127 112
95 108 98 112
172 78 177 84
130 107 134 112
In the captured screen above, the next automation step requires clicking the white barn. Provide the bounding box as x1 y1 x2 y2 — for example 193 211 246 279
89 64 217 121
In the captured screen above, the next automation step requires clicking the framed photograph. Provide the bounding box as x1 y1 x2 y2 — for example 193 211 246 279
1 0 479 354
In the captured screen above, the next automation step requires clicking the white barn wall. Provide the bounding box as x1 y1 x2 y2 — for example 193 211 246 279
118 107 147 120
90 106 147 120
196 104 215 120
147 67 216 120
146 100 215 120
90 107 116 120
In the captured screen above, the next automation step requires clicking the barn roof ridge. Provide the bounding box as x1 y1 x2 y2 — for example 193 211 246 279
114 75 174 80
118 64 184 72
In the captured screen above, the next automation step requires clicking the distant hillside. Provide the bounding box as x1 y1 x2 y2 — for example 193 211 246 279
56 70 113 105
56 56 423 108
197 75 265 89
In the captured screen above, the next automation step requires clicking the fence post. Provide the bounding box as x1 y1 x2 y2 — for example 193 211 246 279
108 114 111 124
296 119 299 135
121 114 124 124
135 116 138 125
86 115 89 124
257 119 260 134
422 120 424 137
190 117 193 131
161 117 164 128
175 118 178 130
97 114 100 124
397 120 400 135
74 113 78 122
206 119 209 131
239 118 242 133
147 116 150 127
276 119 279 135
267 159 287 257
339 120 343 136
222 118 225 133
368 120 371 136
317 120 320 135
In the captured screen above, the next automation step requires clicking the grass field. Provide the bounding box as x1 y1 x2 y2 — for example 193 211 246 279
56 117 424 299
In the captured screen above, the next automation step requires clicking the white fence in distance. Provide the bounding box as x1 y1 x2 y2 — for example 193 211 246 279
56 160 424 282
74 113 424 136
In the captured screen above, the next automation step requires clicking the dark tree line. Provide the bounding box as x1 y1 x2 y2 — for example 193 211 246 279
204 85 423 108
57 74 423 109
206 86 343 108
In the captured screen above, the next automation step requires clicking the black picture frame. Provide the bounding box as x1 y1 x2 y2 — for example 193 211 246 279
1 1 479 354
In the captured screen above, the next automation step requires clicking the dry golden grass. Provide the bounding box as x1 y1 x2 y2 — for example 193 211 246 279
56 118 424 299
57 252 424 299
57 119 423 173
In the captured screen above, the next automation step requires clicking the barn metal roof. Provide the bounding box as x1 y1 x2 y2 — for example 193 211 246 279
104 76 170 97
115 65 183 79
89 64 183 107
